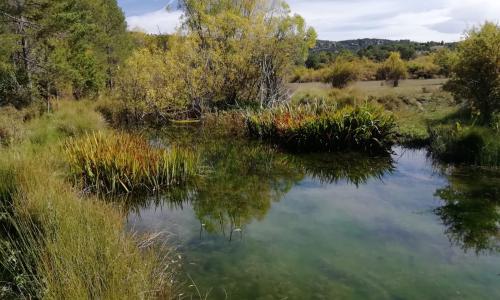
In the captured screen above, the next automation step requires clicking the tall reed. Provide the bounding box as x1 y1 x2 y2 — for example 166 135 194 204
65 132 199 195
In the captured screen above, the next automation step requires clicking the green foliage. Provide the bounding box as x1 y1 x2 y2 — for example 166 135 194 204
433 48 458 77
380 52 407 87
0 0 131 106
357 41 417 61
116 0 317 123
322 57 361 88
246 104 397 153
407 55 440 79
65 132 199 194
447 22 500 123
429 124 500 166
305 51 336 69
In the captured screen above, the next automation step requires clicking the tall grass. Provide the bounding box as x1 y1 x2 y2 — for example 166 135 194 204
1 155 173 298
246 104 397 153
1 100 175 298
65 132 199 195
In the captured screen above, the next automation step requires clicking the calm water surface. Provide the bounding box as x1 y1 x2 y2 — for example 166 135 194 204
127 132 500 299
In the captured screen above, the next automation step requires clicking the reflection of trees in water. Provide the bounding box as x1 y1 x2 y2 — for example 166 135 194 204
434 169 500 254
289 152 394 186
126 129 395 240
192 139 303 240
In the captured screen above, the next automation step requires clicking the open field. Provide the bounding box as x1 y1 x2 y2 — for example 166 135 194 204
288 78 448 96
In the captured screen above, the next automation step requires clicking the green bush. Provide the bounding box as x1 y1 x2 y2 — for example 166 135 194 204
246 104 397 153
322 60 360 88
429 124 500 166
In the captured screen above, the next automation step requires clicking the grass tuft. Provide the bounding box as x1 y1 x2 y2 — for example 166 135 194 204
65 132 199 195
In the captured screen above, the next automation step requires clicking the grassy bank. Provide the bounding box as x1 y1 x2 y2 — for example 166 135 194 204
246 104 396 153
0 101 173 298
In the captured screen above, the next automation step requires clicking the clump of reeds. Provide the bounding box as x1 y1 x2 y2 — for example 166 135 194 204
65 132 199 195
246 104 397 153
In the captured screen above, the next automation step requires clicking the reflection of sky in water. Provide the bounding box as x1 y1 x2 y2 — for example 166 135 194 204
127 145 500 300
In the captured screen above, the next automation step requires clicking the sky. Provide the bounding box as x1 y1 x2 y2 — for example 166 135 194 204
118 0 500 42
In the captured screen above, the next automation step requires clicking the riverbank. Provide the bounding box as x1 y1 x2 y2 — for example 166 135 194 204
0 101 173 298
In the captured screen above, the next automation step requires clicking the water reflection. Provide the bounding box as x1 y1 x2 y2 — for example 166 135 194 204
125 130 500 299
127 130 395 241
434 168 500 254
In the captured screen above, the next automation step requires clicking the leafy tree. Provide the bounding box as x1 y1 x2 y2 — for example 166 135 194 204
181 0 316 109
118 0 317 121
433 48 458 77
380 52 407 87
0 0 130 106
447 22 500 123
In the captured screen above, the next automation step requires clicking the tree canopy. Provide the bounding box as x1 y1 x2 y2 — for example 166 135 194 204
0 0 131 107
447 22 500 123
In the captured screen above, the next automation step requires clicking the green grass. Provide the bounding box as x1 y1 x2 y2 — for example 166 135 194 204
0 100 174 298
246 104 397 153
65 132 199 195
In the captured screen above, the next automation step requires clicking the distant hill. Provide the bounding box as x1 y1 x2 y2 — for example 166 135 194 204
312 38 454 54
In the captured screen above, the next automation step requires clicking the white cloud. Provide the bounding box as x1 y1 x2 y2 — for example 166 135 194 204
125 0 500 41
127 7 182 34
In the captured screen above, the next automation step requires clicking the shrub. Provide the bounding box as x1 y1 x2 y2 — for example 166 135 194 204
448 22 500 123
429 124 500 166
246 104 396 153
290 67 327 83
65 132 199 194
407 55 440 79
322 59 360 88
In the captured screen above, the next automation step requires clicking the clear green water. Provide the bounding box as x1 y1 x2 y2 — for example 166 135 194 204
127 132 500 299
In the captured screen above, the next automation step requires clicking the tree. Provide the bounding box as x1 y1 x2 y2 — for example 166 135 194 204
381 52 407 87
448 22 500 123
0 0 131 107
433 48 458 77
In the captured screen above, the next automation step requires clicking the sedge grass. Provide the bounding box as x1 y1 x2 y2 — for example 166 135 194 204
65 132 199 195
246 104 397 153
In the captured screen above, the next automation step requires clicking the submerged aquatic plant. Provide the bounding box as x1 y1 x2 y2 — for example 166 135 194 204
246 104 397 153
65 132 199 195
